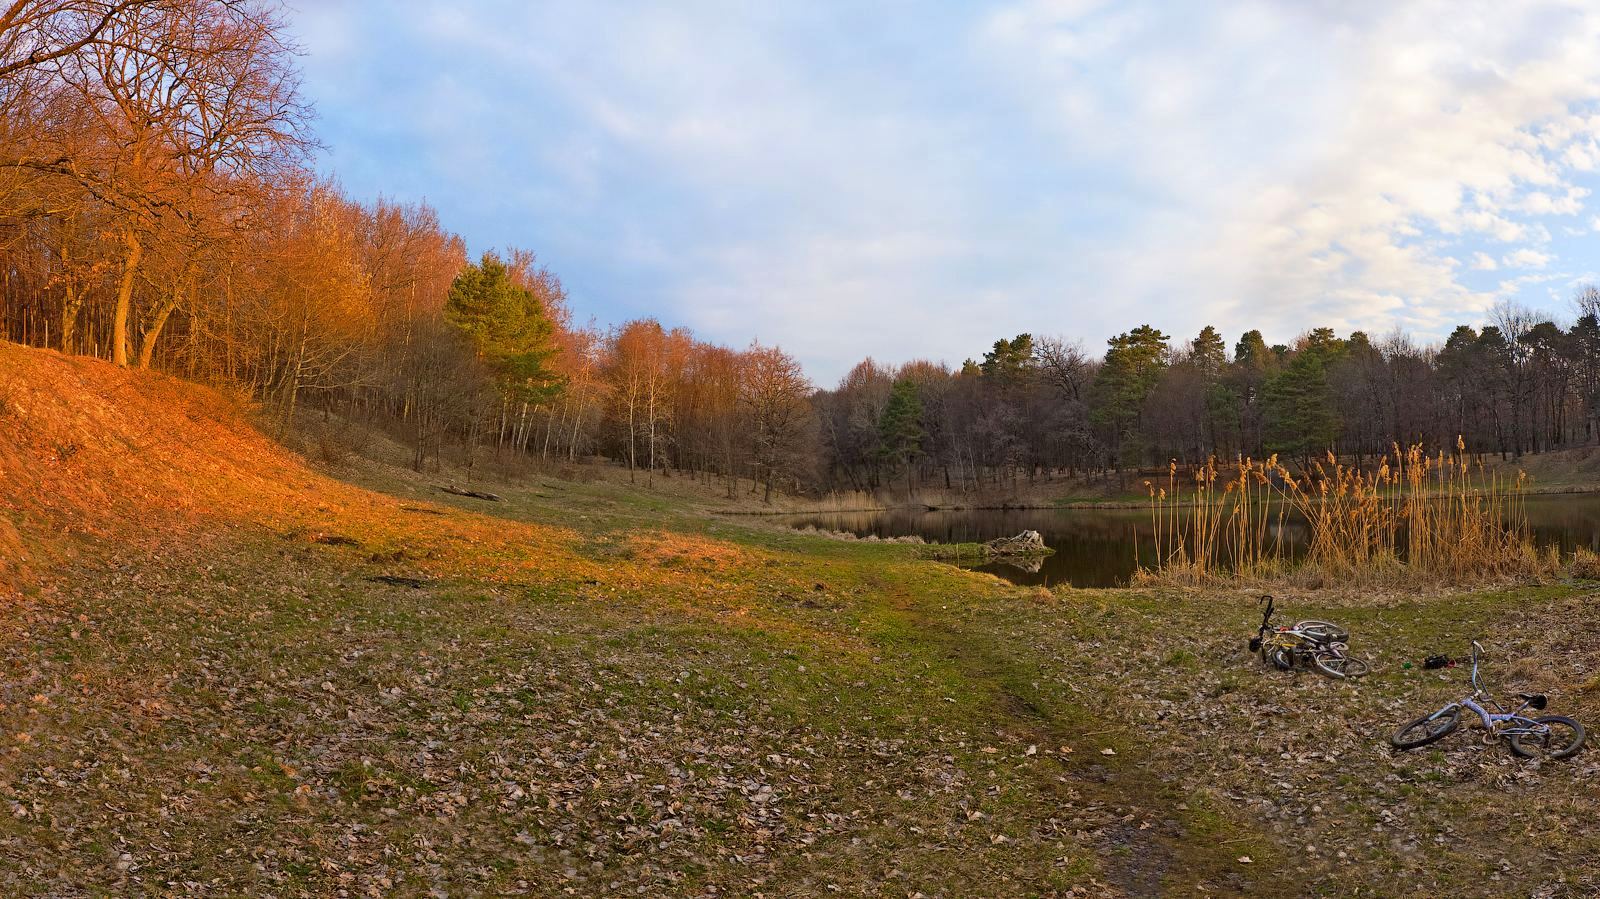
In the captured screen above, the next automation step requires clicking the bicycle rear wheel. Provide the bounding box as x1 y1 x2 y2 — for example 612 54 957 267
1294 620 1350 642
1391 707 1460 750
1509 716 1586 760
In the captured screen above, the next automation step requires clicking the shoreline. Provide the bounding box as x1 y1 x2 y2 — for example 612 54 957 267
717 482 1600 516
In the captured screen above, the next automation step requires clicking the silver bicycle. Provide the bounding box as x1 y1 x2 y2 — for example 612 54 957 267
1391 641 1585 759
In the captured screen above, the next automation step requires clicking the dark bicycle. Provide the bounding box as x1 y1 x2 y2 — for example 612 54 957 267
1249 595 1370 679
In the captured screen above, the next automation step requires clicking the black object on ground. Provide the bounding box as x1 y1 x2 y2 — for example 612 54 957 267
314 533 361 546
438 485 503 502
366 575 430 589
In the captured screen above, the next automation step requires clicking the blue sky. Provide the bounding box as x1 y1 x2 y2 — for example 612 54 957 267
288 1 1600 383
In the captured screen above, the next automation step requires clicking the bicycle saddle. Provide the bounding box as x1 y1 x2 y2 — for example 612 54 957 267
1515 692 1548 710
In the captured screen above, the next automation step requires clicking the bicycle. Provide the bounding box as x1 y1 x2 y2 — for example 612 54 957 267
1390 640 1585 760
1248 595 1370 680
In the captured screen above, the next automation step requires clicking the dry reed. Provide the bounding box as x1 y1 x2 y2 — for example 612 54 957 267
1137 439 1553 588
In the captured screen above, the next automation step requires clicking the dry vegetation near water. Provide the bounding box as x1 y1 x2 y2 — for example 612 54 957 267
5 343 1600 897
1138 446 1563 591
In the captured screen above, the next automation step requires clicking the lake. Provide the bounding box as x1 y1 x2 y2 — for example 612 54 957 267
779 494 1600 587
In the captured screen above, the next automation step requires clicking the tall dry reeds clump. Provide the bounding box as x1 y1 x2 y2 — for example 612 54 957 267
1137 439 1553 588
1572 547 1600 581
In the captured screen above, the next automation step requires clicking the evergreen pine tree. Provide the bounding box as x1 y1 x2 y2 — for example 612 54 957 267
877 379 925 488
445 252 563 403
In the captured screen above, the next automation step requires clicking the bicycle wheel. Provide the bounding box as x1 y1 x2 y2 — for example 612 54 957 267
1294 620 1349 642
1313 652 1370 679
1262 644 1295 670
1509 716 1586 760
1391 707 1460 750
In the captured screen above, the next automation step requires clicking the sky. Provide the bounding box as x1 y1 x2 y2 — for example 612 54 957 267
288 0 1600 384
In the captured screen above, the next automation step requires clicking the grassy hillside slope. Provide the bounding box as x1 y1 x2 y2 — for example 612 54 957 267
3 342 1600 897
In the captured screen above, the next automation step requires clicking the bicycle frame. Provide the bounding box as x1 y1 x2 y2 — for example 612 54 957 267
1452 696 1543 737
1253 595 1342 648
1424 641 1549 740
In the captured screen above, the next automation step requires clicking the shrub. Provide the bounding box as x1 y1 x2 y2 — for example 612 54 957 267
1574 548 1600 581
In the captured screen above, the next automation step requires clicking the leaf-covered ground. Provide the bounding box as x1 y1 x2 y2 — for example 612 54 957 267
6 472 1600 896
4 346 1600 896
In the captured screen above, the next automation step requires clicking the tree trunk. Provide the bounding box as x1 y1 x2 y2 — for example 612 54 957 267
626 394 637 483
646 387 657 488
59 281 82 353
568 398 584 461
111 228 144 367
137 286 184 369
281 353 303 439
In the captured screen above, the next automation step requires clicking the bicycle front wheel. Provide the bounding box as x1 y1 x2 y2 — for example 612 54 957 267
1314 653 1370 679
1391 707 1460 750
1509 716 1586 760
1262 645 1295 670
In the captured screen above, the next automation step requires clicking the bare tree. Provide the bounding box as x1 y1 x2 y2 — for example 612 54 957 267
1034 335 1092 402
10 0 309 364
741 344 813 503
0 1 160 80
1574 284 1600 322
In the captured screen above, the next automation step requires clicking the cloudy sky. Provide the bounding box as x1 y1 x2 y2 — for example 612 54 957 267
289 0 1600 383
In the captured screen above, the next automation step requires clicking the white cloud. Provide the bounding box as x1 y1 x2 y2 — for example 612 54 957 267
1495 271 1562 298
977 0 1600 343
291 1 1600 379
1515 187 1589 215
1503 248 1555 269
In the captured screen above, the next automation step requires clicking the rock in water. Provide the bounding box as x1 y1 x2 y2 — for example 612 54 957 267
984 530 1048 555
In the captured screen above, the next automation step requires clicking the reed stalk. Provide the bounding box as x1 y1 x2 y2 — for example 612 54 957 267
1137 438 1549 587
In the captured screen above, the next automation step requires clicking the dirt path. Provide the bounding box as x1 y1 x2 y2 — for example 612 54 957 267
858 578 1283 897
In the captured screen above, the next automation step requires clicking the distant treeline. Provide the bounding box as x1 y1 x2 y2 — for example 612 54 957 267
4 3 1599 501
814 304 1600 494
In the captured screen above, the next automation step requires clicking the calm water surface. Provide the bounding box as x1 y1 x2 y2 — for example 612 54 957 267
780 494 1600 587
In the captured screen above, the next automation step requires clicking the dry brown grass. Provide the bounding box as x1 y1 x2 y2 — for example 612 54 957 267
626 530 757 574
0 344 587 589
1138 441 1557 589
1574 547 1600 581
0 514 25 598
0 343 807 620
